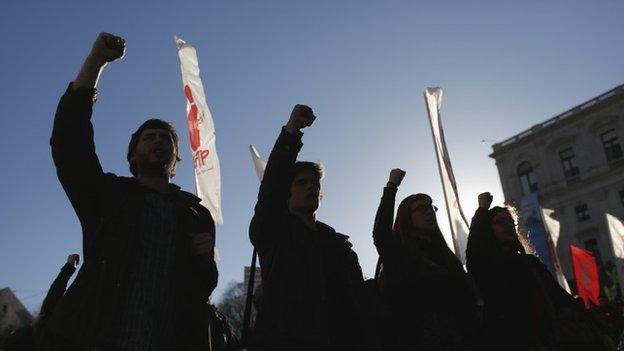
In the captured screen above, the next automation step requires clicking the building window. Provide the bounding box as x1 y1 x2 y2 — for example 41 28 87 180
601 129 623 163
517 161 538 195
559 147 580 179
584 238 603 265
575 204 590 222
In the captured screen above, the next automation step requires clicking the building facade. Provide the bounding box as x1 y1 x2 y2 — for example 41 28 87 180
490 84 624 280
0 288 32 338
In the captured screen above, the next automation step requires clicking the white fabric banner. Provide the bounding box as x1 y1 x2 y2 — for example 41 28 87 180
249 145 266 181
606 213 624 296
424 87 469 264
175 36 223 225
541 208 571 293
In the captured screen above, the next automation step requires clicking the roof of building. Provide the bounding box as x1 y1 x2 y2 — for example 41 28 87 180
490 83 624 158
0 287 33 331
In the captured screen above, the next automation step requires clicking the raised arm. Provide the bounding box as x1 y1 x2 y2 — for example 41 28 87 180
372 169 405 260
50 33 125 234
40 254 79 322
73 32 125 91
466 192 509 295
250 105 316 246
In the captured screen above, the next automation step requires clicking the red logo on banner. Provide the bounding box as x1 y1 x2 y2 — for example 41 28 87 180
184 85 201 152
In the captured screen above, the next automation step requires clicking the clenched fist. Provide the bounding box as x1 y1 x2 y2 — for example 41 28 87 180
388 168 406 187
67 254 80 267
285 104 316 134
478 192 493 209
89 32 125 64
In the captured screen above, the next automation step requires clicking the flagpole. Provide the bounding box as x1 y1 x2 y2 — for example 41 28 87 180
423 90 461 257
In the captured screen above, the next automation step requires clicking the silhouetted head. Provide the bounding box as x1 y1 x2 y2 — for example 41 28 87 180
382 193 466 290
127 119 181 178
287 161 324 215
394 193 439 238
488 206 527 254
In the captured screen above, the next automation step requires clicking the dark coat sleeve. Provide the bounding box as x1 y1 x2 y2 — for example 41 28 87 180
192 205 219 301
50 84 106 243
249 127 303 248
466 208 506 296
530 257 577 310
345 243 365 293
372 186 401 274
40 263 76 320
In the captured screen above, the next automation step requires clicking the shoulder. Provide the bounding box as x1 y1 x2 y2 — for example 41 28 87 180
318 221 354 250
177 189 203 206
177 190 215 226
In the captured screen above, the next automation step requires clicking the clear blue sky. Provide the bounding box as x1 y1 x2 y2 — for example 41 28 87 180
1 0 623 311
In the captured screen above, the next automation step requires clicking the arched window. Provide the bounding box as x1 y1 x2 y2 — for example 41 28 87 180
517 161 538 195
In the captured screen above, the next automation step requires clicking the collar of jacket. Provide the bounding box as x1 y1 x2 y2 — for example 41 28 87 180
120 176 203 206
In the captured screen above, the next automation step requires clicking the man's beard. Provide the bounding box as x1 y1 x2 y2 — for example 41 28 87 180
138 159 174 178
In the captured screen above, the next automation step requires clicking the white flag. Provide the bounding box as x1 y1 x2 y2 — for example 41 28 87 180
541 208 571 293
606 213 624 296
249 145 266 181
175 36 223 225
424 87 469 264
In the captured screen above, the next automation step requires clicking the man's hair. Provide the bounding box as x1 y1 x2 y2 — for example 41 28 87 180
290 161 325 183
127 119 181 177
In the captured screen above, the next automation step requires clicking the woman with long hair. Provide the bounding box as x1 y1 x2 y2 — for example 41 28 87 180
466 192 613 350
372 169 479 350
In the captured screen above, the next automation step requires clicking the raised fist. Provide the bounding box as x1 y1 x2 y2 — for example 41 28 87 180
90 32 125 64
67 254 80 267
478 192 493 209
285 104 316 134
388 168 406 187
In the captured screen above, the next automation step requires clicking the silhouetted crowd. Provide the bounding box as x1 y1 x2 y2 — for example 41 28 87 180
2 32 621 351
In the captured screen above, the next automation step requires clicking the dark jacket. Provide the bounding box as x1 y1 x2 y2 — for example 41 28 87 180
3 262 76 351
372 186 479 351
46 84 218 350
249 128 365 350
466 208 605 350
40 262 76 323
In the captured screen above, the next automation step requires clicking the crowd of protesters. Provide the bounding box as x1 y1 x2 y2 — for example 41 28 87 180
2 32 622 351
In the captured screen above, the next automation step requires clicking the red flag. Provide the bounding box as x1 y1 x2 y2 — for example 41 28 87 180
570 245 600 308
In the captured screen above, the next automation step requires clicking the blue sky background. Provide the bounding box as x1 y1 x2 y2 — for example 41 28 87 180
1 0 623 311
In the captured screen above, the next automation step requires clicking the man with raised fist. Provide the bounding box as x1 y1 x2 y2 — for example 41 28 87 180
46 33 218 350
249 105 366 350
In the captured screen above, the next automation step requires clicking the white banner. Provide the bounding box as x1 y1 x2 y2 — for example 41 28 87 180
249 145 266 181
424 87 469 264
175 36 223 225
606 213 624 296
541 208 571 293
